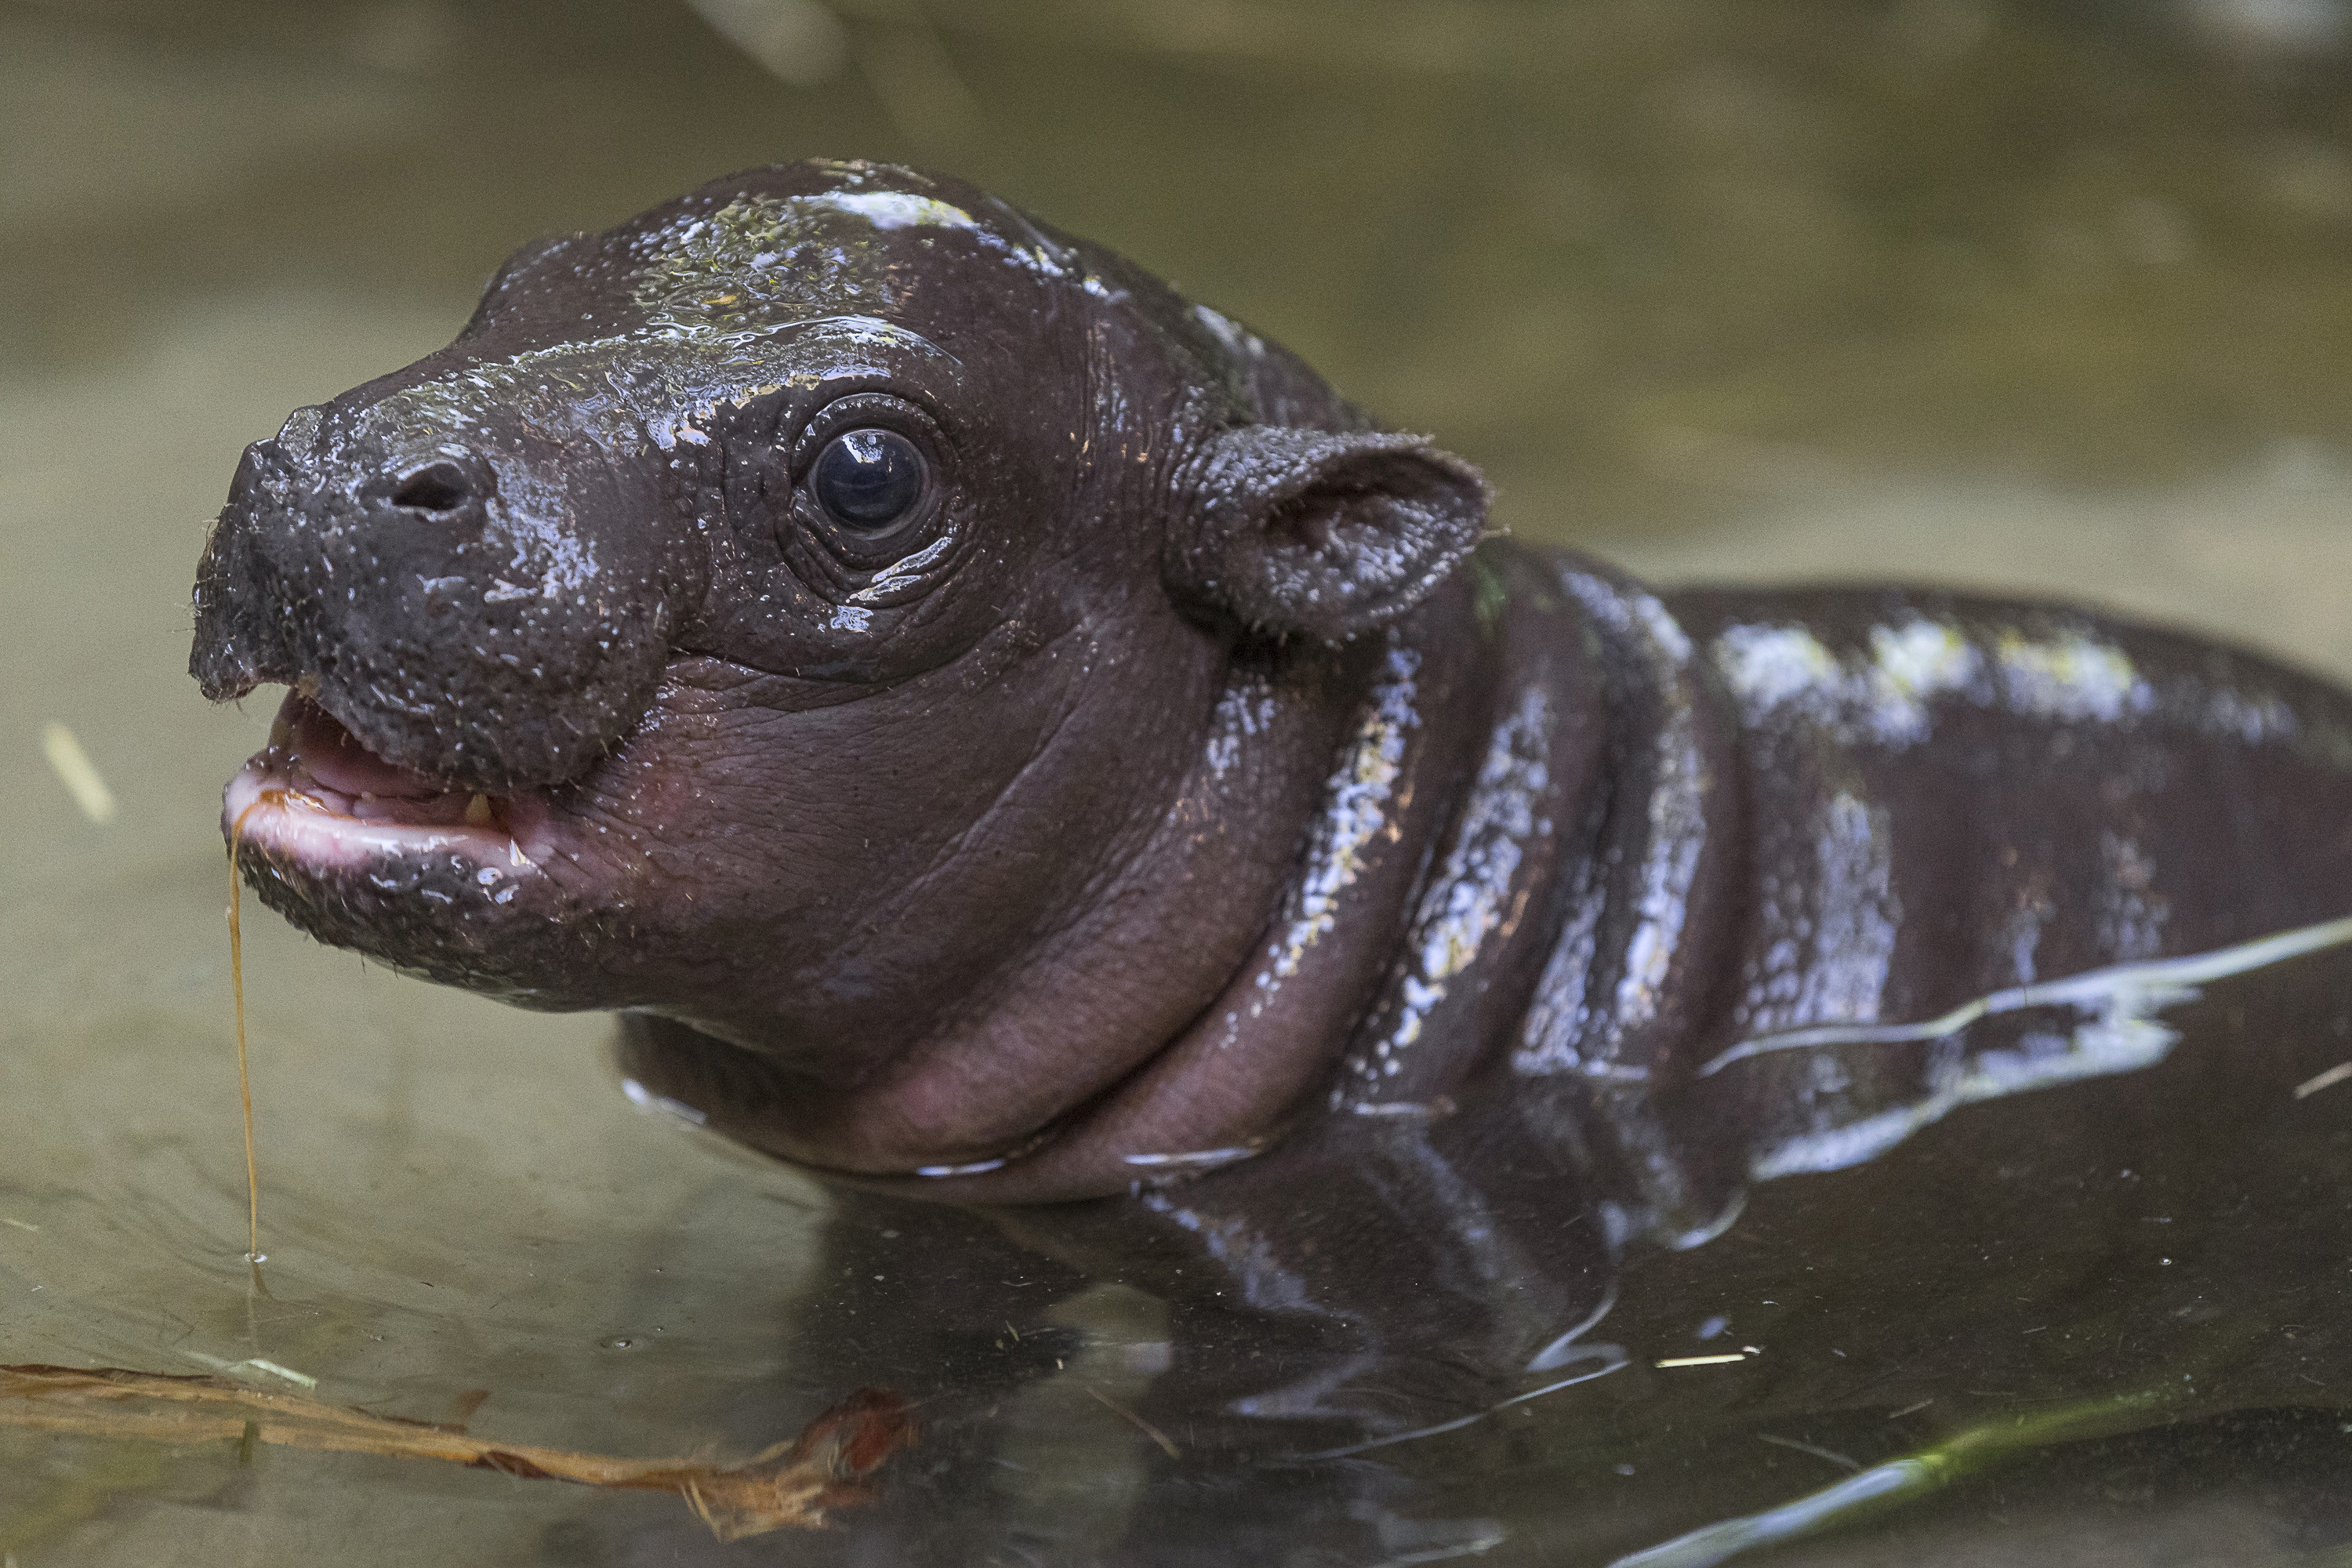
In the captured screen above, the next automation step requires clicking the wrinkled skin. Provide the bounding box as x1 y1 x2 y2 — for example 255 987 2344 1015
194 162 2352 1260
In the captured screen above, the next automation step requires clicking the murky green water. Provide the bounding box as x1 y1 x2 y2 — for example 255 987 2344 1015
8 2 2352 1562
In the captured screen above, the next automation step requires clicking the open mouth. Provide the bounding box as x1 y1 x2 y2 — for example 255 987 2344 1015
227 691 544 874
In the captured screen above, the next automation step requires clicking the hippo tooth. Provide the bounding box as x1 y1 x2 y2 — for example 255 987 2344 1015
464 793 494 828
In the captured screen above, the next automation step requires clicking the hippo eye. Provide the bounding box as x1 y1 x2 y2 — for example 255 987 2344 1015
811 429 927 533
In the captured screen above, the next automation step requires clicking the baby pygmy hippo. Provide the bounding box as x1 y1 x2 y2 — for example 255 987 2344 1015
191 161 2352 1243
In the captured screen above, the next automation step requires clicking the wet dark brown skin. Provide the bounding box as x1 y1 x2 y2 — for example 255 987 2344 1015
192 161 2352 1232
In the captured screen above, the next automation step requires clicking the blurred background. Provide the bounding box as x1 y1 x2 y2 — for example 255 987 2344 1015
4 3 2352 1560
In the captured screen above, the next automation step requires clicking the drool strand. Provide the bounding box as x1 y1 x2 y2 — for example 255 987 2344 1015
227 798 269 1266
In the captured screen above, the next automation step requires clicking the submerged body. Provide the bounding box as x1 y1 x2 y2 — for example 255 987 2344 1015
190 161 2352 1249
616 545 2352 1245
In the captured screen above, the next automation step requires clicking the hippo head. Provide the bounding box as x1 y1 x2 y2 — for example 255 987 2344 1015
192 161 1486 1196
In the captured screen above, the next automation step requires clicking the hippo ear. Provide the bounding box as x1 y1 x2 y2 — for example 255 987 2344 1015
1168 427 1490 642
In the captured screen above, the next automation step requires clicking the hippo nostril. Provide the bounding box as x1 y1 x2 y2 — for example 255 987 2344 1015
390 461 474 512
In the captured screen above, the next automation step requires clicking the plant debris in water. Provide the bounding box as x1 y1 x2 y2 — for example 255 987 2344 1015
0 1365 916 1540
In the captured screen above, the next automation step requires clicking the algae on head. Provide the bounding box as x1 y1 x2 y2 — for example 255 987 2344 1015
632 195 918 334
365 189 990 457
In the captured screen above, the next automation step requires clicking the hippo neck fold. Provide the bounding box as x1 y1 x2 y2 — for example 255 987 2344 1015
1314 550 1755 1245
612 568 1488 1199
617 545 1754 1208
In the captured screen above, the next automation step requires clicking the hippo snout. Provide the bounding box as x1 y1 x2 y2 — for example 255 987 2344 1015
191 403 702 794
381 454 489 516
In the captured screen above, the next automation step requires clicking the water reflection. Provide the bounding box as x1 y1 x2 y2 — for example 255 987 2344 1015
585 917 2352 1564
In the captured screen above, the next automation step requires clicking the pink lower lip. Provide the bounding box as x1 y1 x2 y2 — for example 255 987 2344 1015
227 692 550 876
224 764 532 873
